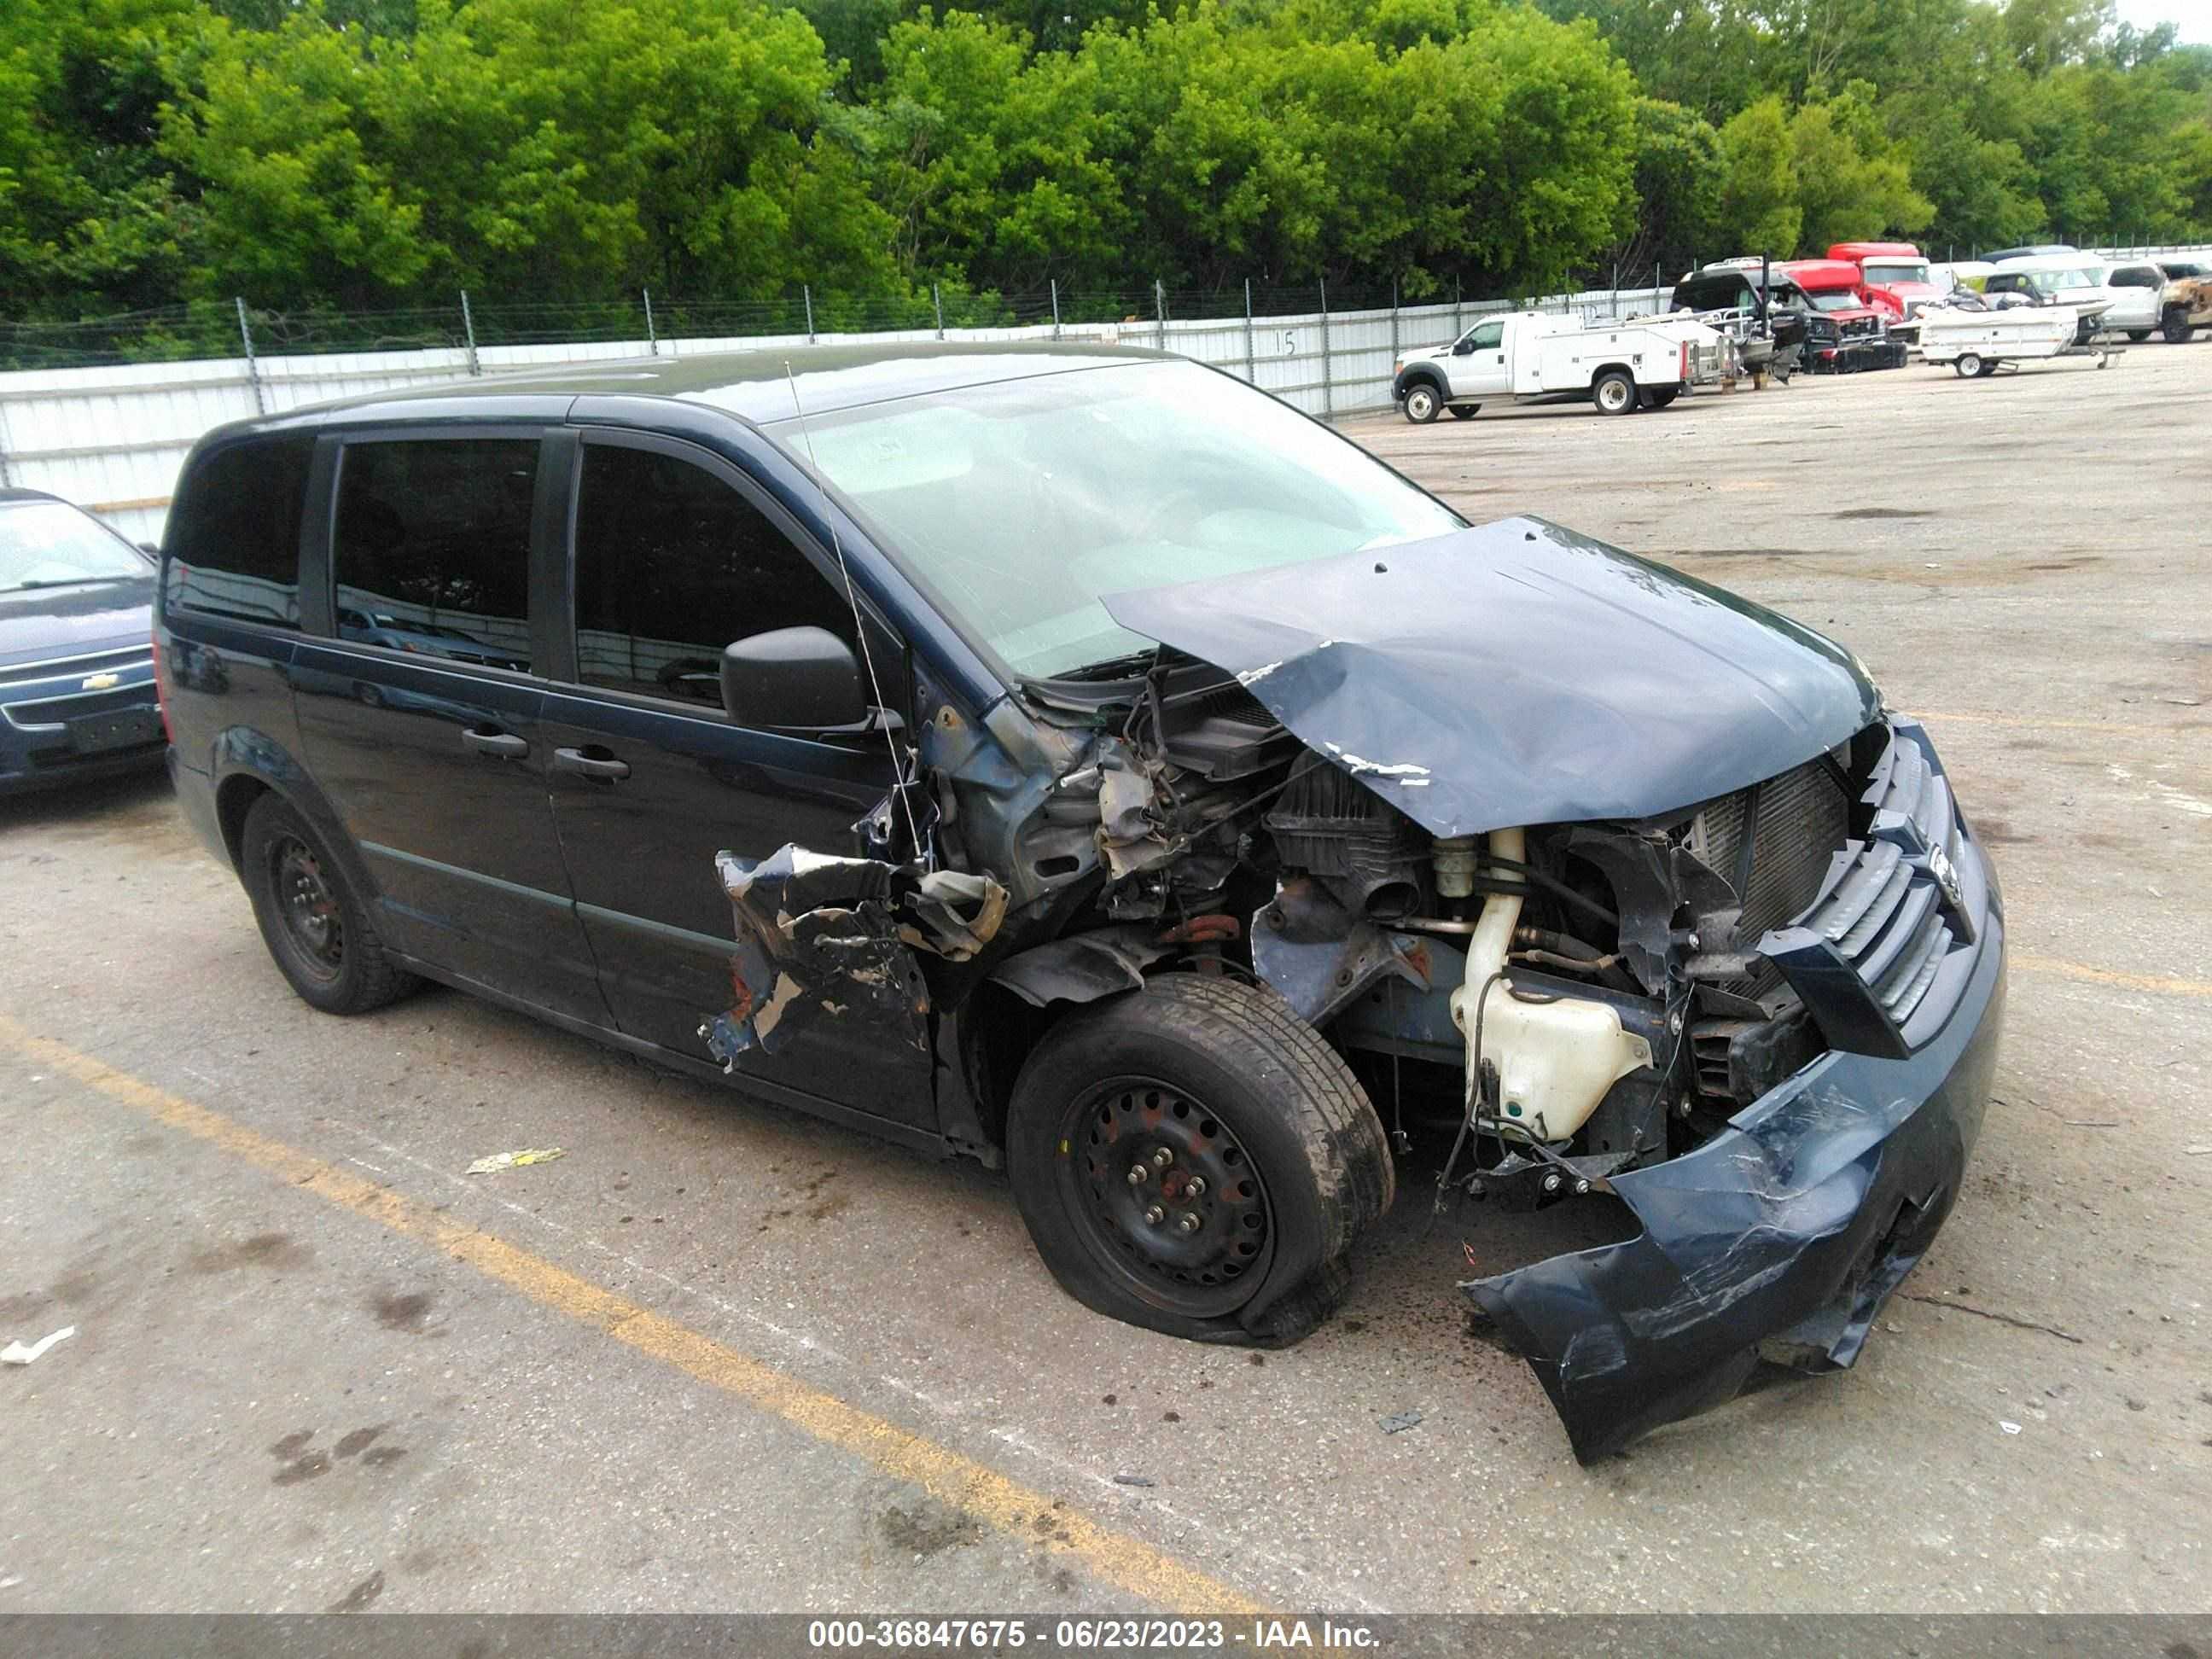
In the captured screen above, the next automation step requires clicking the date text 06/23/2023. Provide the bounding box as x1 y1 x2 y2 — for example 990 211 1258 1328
805 1617 1380 1650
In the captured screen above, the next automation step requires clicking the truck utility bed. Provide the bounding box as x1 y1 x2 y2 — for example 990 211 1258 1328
1392 311 1732 422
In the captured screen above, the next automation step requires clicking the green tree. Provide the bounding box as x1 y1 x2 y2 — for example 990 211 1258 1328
1600 96 1723 279
165 0 902 308
0 0 199 319
1712 95 1799 253
1789 82 1933 251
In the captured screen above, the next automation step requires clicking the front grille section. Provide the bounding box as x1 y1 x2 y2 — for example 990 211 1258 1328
1 682 157 728
1756 725 1982 1058
0 647 151 690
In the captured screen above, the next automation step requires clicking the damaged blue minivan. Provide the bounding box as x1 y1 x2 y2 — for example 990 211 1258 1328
156 345 2004 1460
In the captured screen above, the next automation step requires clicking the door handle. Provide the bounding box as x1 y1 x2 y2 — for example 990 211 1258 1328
551 746 631 782
461 727 528 760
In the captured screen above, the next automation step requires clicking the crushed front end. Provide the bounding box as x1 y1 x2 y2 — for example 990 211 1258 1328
1231 709 2004 1459
1457 719 2005 1459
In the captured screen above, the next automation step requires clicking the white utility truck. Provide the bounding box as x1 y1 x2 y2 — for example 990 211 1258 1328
1390 310 1732 423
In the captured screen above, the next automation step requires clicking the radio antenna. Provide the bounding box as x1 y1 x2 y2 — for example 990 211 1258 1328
782 361 926 865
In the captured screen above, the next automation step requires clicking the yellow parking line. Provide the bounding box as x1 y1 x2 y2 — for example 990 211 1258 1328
0 1016 1261 1615
2013 954 2212 999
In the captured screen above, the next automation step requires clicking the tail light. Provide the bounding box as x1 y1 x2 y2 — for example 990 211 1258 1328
1680 339 1691 381
151 623 173 743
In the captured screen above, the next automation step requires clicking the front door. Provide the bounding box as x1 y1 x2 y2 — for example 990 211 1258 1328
1447 318 1512 398
538 431 934 1126
291 431 608 1023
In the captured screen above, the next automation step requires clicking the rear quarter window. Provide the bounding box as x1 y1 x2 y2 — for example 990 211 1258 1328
164 435 313 629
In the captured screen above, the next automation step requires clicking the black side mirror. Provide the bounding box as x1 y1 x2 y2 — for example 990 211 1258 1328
138 541 160 557
1452 338 1476 356
721 626 868 732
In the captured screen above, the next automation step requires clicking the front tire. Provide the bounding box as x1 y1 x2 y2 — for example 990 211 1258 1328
1592 370 1637 416
240 794 418 1016
1401 383 1441 423
1005 975 1393 1346
2163 310 2194 344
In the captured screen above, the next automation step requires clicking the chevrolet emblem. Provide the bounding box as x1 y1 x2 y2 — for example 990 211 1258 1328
1925 842 1965 913
80 671 121 691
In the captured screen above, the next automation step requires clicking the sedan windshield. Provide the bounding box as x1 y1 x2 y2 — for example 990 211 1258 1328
1865 259 1931 285
0 500 148 593
775 360 1466 678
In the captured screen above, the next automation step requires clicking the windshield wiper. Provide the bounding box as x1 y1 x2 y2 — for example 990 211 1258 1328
4 576 121 592
1037 647 1161 684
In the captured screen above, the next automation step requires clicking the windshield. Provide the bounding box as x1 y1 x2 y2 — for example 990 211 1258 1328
775 360 1466 678
0 500 148 593
2027 267 2104 293
1865 259 1931 285
1804 290 1863 312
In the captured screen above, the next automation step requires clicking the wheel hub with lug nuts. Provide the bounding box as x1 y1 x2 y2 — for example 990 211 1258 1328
1074 1083 1273 1304
272 835 344 975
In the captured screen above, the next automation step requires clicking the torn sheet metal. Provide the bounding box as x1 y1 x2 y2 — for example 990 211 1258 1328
1464 914 2004 1462
1094 748 1177 879
987 927 1177 1007
703 845 1009 1068
1250 885 1434 1027
1100 515 1878 839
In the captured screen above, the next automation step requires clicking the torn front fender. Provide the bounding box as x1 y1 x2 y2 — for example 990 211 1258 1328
1464 907 2005 1462
703 845 1008 1068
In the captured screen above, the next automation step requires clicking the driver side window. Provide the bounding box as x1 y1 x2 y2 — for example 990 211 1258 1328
1468 320 1505 352
571 440 859 709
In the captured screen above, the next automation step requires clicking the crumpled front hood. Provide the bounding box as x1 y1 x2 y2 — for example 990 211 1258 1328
1102 515 1878 837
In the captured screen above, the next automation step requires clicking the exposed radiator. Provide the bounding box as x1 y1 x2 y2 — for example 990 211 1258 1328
1689 754 1850 998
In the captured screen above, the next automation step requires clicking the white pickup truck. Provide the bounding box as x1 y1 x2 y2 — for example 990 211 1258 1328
1390 310 1732 422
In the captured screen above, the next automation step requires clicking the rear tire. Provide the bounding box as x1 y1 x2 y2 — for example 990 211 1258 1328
1447 404 1480 421
1592 370 1637 415
1401 383 1441 423
1645 386 1681 409
1954 352 1983 379
2128 329 2151 342
1005 974 1393 1346
240 794 418 1016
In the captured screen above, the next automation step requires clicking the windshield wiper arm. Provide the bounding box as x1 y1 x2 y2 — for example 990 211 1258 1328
1036 648 1161 684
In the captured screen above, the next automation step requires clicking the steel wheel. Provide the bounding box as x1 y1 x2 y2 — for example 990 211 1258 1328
1402 384 1440 423
1061 1077 1276 1318
1955 352 1982 379
1593 370 1635 415
268 832 345 984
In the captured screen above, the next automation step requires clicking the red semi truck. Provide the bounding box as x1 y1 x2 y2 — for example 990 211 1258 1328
1826 242 1947 345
